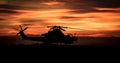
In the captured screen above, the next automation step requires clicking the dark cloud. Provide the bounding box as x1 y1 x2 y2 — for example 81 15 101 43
60 16 81 21
22 24 34 26
60 0 120 8
60 16 80 19
56 0 120 14
19 18 46 26
20 18 43 22
0 4 24 15
0 18 5 20
2 0 119 12
0 9 20 14
0 4 38 10
0 4 21 9
60 16 96 21
69 8 120 14
5 0 120 8
86 0 120 8
99 9 119 13
8 0 48 2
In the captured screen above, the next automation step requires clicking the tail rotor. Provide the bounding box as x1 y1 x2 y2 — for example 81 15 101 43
16 25 28 36
13 25 28 39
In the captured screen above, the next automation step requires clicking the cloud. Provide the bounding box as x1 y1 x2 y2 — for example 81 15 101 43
9 0 48 2
60 16 80 20
2 0 119 12
0 0 120 37
0 18 5 20
0 4 40 10
19 18 48 26
0 9 20 14
51 0 119 14
20 18 43 22
60 16 95 21
87 0 120 8
0 4 23 14
0 4 21 9
68 8 120 14
60 0 120 8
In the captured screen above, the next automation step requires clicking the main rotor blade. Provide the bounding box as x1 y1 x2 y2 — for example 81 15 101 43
46 26 93 31
61 28 66 31
19 25 23 30
62 26 93 31
61 26 68 28
68 27 93 31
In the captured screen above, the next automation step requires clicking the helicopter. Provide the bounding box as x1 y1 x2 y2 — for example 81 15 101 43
16 25 80 44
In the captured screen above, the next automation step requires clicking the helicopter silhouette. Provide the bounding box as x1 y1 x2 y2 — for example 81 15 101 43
16 25 80 44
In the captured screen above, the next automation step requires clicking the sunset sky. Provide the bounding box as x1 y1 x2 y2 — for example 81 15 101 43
0 0 120 37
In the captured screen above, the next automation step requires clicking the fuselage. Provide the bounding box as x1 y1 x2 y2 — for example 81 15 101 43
18 25 78 44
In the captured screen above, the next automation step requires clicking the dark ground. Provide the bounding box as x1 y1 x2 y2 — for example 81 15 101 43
0 36 120 49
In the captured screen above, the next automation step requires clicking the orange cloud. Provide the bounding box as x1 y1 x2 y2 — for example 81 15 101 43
0 0 120 37
41 1 65 6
